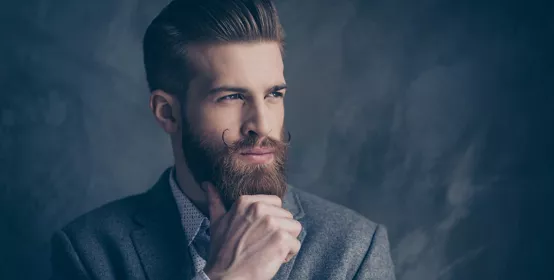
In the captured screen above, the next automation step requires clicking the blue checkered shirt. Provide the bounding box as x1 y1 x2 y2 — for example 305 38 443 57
169 167 212 280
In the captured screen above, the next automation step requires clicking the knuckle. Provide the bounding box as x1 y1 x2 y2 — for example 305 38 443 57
263 216 277 229
250 201 264 218
277 245 289 257
274 230 289 244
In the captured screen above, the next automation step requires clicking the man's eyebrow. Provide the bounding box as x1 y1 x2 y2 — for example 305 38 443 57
208 83 287 95
269 83 287 92
208 86 248 95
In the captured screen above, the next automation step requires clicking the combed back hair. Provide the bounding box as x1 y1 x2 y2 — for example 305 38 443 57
143 0 285 96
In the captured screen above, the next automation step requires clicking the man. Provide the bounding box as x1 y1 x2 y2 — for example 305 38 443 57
50 0 395 279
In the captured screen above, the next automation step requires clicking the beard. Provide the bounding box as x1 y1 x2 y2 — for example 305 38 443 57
181 118 289 210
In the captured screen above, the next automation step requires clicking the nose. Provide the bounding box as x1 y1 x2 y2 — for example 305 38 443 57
241 100 271 141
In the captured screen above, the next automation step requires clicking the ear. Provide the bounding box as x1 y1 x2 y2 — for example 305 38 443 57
149 90 180 134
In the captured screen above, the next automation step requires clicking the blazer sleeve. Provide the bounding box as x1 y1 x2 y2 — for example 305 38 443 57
50 230 92 280
354 224 396 280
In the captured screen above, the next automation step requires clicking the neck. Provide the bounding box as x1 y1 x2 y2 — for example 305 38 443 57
174 157 210 217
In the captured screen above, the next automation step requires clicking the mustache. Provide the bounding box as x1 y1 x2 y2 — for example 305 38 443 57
221 129 291 152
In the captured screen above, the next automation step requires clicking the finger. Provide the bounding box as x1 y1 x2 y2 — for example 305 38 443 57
247 202 294 220
204 182 226 224
286 237 301 262
282 218 302 237
234 194 283 208
272 232 301 261
232 195 287 219
284 252 296 263
288 235 301 256
261 216 302 237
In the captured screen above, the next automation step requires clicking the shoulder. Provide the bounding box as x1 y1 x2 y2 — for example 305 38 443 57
60 192 147 238
50 192 154 278
289 186 381 245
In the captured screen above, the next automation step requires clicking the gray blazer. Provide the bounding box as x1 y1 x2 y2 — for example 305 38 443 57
50 169 395 279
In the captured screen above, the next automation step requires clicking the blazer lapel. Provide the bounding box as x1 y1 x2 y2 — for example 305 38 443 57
273 186 307 280
131 169 194 280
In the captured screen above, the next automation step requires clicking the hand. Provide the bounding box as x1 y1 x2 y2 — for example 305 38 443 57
202 182 302 280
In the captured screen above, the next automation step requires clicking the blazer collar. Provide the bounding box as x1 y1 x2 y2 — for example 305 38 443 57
131 168 306 280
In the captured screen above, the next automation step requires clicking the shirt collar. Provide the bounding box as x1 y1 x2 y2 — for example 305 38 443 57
169 167 210 247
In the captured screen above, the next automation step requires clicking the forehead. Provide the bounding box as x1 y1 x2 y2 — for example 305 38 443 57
186 42 285 91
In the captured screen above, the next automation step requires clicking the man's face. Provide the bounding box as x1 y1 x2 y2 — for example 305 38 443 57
180 42 288 210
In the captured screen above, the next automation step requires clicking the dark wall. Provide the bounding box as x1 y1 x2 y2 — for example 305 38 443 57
1 0 552 279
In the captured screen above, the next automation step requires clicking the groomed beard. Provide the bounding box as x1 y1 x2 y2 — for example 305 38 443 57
181 118 289 210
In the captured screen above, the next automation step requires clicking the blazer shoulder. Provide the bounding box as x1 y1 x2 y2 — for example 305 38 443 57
290 187 380 241
60 191 146 237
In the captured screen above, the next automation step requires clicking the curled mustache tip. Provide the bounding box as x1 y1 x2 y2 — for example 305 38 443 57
222 129 231 147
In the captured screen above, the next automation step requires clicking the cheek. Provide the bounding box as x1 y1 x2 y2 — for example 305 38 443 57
198 106 242 142
269 104 285 137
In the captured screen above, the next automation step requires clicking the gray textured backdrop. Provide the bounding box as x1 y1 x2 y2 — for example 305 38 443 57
1 0 553 279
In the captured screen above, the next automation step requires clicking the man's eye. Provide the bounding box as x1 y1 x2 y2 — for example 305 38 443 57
218 93 243 102
268 91 284 98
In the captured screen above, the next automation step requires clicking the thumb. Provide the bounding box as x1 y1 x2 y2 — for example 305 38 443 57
203 182 226 224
